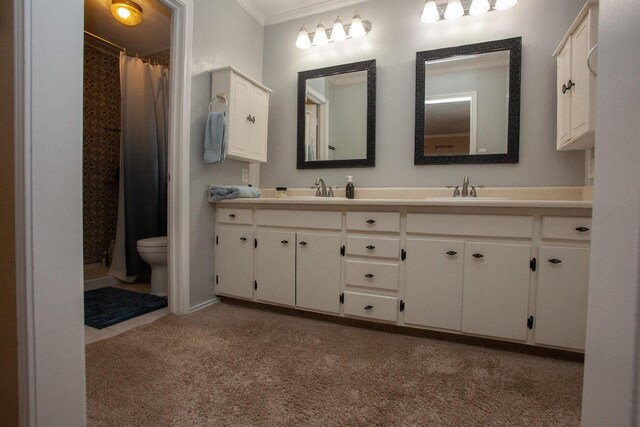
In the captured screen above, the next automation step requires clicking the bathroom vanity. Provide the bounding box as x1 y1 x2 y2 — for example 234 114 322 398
211 188 592 352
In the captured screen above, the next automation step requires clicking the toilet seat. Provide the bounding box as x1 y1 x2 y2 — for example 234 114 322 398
137 236 167 248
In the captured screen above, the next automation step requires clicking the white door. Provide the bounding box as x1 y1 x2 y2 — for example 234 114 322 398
296 232 341 314
535 246 590 350
556 40 572 146
404 238 464 331
228 75 251 158
462 242 531 341
248 85 269 162
570 16 590 138
216 227 254 299
255 230 296 306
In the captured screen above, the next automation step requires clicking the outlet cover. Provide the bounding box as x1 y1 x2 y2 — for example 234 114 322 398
241 168 249 183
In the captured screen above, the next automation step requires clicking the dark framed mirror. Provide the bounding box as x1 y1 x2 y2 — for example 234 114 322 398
415 37 521 165
297 59 376 169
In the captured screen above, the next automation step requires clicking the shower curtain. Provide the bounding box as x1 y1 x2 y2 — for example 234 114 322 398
110 52 169 281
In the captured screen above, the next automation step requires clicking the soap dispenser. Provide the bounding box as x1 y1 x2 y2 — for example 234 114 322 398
346 176 355 199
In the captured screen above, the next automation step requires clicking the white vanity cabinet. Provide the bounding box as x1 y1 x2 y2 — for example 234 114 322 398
554 1 598 150
210 67 272 163
296 232 342 314
255 230 296 306
215 227 254 299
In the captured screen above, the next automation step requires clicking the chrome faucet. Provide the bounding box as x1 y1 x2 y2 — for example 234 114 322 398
461 176 470 197
315 178 328 197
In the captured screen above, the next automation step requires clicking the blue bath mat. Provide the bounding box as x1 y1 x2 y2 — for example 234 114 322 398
84 287 168 329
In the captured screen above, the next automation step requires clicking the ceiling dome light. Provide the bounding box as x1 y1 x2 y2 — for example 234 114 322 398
296 26 311 49
331 16 347 42
469 0 490 15
314 21 329 45
421 1 441 23
444 0 464 20
349 12 367 38
110 0 143 26
494 0 518 11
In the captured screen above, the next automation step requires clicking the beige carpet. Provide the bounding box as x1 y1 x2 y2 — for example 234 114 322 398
86 302 583 426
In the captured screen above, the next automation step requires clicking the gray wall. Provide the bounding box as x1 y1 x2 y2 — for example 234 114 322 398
261 0 587 189
189 0 264 307
582 0 640 423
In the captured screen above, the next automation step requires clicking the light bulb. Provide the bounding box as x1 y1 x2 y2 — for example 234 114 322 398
348 12 367 38
314 22 329 45
420 1 440 23
494 0 517 11
110 0 143 26
117 7 131 19
444 0 464 20
331 16 347 42
469 0 490 15
295 26 311 49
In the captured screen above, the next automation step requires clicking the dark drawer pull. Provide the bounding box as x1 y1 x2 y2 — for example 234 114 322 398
446 251 458 256
299 241 307 246
240 237 247 241
366 245 376 250
366 219 376 224
281 240 288 244
364 305 373 310
365 273 375 278
472 253 484 259
575 226 590 232
228 214 236 218
548 258 562 264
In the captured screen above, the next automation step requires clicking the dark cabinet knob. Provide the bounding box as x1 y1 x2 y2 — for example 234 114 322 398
281 240 288 244
240 237 247 241
575 226 590 232
366 245 376 250
366 219 376 224
299 241 307 246
364 305 373 310
548 258 562 264
364 273 375 278
472 253 484 259
446 251 458 256
228 214 236 218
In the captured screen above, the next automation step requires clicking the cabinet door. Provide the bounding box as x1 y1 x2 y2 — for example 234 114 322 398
404 238 464 331
570 16 590 138
255 230 295 306
462 242 531 341
248 86 269 162
556 40 572 147
296 232 341 314
228 75 251 158
216 227 254 299
535 246 590 350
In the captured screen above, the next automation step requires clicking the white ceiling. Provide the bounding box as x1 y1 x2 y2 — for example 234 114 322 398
236 0 370 26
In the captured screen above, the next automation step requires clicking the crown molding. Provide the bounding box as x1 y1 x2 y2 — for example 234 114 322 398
265 0 370 26
233 0 266 26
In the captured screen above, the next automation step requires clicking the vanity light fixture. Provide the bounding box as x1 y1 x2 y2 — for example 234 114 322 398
421 0 517 23
295 11 372 49
110 0 143 26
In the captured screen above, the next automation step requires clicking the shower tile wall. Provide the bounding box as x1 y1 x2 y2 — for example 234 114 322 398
83 44 120 265
142 49 170 67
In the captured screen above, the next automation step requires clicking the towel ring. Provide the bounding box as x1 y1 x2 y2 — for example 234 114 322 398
209 92 229 112
587 43 598 77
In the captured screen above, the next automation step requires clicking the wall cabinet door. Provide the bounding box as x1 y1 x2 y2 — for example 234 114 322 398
462 242 531 341
535 246 590 350
248 85 269 162
404 238 464 331
296 232 341 314
216 227 254 299
255 230 296 306
227 75 251 159
556 41 572 146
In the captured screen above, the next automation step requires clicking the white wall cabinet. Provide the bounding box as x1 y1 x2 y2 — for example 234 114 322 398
215 227 254 299
554 2 598 150
210 67 272 163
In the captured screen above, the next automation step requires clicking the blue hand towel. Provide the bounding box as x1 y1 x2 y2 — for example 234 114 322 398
204 111 226 163
209 185 262 200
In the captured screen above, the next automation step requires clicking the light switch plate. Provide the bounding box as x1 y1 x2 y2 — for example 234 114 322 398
241 168 249 183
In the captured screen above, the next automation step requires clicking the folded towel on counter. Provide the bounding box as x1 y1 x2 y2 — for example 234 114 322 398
204 111 226 164
209 185 262 200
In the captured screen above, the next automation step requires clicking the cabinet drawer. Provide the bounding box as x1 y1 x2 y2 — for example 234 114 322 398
346 236 400 259
343 291 398 322
346 212 400 232
541 216 592 241
346 260 399 291
407 213 533 238
217 208 253 225
257 209 341 230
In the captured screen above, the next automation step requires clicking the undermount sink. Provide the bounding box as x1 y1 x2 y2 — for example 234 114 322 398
425 196 511 201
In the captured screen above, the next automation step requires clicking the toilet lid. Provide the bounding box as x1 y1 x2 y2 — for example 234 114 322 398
137 236 167 248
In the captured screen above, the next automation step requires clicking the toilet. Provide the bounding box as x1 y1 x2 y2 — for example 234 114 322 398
136 236 168 296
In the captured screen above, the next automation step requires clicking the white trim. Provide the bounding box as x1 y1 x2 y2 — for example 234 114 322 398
233 0 266 25
189 297 221 313
164 0 193 315
263 0 371 26
210 66 273 93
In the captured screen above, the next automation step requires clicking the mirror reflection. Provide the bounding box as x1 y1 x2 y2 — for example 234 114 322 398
415 37 521 165
297 59 376 169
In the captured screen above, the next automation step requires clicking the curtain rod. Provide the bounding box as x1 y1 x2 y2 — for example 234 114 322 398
84 31 126 53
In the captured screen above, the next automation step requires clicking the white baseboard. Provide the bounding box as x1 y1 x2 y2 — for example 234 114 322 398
189 297 220 313
83 275 121 291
